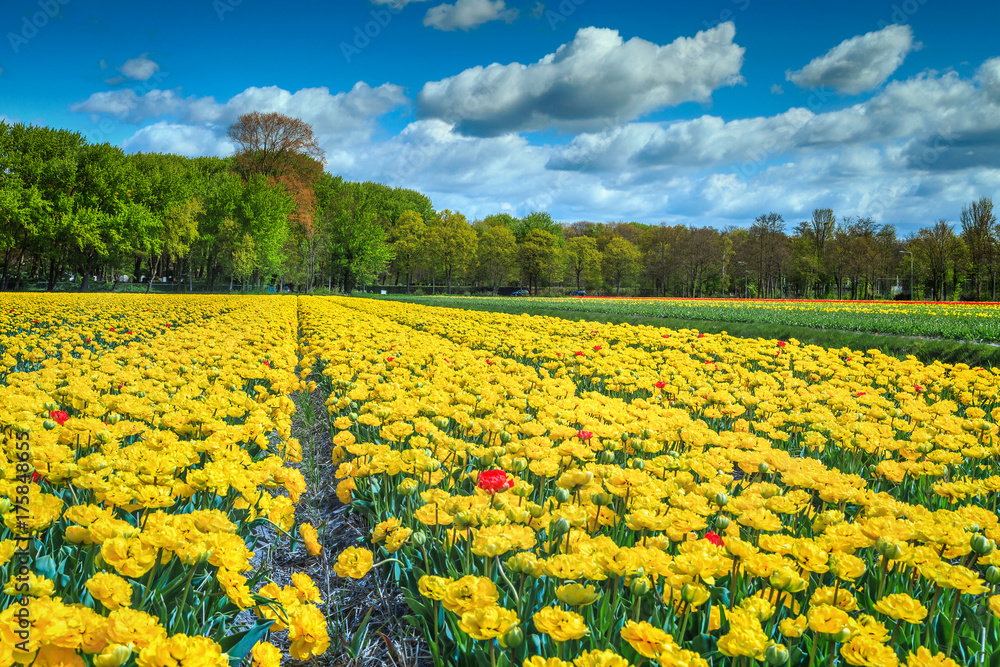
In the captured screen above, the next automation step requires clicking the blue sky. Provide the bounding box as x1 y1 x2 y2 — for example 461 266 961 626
2 0 999 232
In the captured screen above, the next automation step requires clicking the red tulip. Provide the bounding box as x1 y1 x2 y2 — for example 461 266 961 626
477 469 514 494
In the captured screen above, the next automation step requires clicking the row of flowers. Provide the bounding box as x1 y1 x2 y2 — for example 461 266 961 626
402 294 1000 343
303 296 1000 667
0 295 326 667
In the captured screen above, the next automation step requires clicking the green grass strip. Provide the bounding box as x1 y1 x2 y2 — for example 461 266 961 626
371 295 1000 369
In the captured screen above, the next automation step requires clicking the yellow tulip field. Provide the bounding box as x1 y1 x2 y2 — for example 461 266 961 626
2 294 1000 667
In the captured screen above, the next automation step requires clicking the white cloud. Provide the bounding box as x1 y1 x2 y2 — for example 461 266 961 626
121 122 234 157
70 89 185 123
786 24 915 94
770 83 783 95
979 56 1000 104
549 64 1000 178
71 82 408 141
370 0 429 7
120 56 161 82
417 23 745 136
182 83 408 137
423 0 518 31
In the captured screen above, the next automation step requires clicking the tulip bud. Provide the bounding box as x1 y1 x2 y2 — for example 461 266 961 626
831 628 852 643
715 516 730 531
509 458 527 473
680 583 698 603
527 503 545 518
94 644 132 667
554 488 571 504
758 462 770 475
765 644 789 666
985 566 1000 586
630 576 651 597
598 450 615 465
498 431 512 444
411 531 427 547
396 478 418 496
714 492 728 507
501 625 524 649
971 533 995 556
549 517 570 538
630 459 645 470
43 420 57 430
591 492 613 506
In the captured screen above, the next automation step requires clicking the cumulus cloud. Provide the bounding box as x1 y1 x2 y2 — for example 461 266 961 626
370 0 429 7
71 82 408 139
416 23 745 136
550 63 1000 179
786 24 915 94
423 0 518 31
121 122 234 157
182 82 409 136
121 56 161 81
979 56 1000 104
70 89 184 123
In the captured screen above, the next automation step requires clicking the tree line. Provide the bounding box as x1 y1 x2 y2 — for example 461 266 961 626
2 117 997 300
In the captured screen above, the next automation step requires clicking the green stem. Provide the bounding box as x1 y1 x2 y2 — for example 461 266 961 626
925 587 943 648
176 562 198 620
946 590 962 657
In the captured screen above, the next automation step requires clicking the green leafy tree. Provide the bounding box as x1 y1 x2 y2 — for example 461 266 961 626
321 182 396 292
602 236 640 295
565 235 599 290
391 210 427 293
517 229 557 294
477 224 517 295
426 210 476 294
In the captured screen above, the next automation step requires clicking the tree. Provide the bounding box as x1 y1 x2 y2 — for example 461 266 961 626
960 197 997 299
911 220 965 300
602 236 640 295
565 235 599 290
477 225 517 295
747 213 788 298
426 210 476 294
515 211 562 241
391 210 427 293
321 181 396 292
227 111 325 180
517 229 557 294
145 198 202 293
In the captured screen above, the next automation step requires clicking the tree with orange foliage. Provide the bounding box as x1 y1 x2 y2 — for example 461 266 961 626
228 112 326 289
